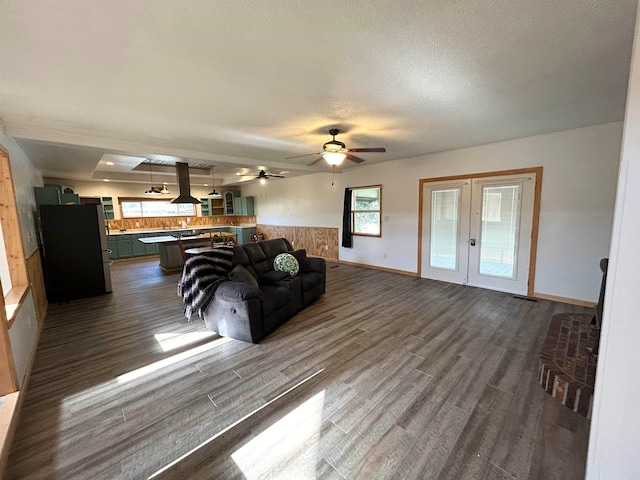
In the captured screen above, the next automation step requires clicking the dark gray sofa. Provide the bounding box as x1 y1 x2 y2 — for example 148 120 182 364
202 238 326 343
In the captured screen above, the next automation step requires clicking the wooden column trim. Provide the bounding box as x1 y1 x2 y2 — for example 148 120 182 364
0 279 19 395
0 148 28 289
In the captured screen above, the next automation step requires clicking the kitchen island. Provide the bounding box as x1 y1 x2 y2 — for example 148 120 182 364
106 225 256 262
138 231 237 271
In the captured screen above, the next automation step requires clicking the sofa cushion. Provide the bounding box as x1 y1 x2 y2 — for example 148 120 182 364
261 238 292 261
274 253 299 276
260 270 290 285
232 245 260 281
243 242 271 276
229 264 259 289
298 271 323 291
260 285 292 315
290 249 312 272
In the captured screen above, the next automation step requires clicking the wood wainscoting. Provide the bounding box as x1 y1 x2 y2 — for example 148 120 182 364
257 225 339 260
108 215 256 232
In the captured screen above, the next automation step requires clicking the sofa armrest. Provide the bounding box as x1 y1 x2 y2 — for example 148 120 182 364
215 280 263 302
308 257 326 276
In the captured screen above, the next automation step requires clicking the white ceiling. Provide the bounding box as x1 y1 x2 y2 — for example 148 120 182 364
0 0 636 187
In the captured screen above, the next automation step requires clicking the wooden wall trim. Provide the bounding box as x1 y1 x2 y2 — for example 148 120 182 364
417 166 543 297
0 149 28 289
0 391 20 476
26 249 47 324
0 284 19 395
257 225 339 260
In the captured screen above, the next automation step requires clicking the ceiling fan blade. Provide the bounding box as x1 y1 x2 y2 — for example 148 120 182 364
285 152 323 159
267 174 285 178
346 153 365 163
348 148 386 153
307 157 324 166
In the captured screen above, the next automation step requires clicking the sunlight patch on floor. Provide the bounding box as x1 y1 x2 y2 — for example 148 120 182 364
231 390 326 479
148 368 326 479
117 337 232 384
154 331 217 352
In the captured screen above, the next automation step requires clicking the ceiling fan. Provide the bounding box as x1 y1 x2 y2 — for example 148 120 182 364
287 129 386 166
255 169 284 183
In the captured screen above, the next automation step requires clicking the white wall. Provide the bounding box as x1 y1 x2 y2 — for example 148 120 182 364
0 131 42 387
244 123 622 302
587 6 640 478
242 173 343 227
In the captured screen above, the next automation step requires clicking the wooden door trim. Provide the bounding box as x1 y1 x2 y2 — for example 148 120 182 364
417 166 543 297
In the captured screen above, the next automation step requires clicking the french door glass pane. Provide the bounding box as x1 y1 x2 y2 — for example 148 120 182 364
479 185 519 278
430 189 459 270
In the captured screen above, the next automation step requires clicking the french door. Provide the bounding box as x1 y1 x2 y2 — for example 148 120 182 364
420 172 537 295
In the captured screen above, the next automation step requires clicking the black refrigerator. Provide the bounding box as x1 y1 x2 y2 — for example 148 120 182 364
39 204 112 302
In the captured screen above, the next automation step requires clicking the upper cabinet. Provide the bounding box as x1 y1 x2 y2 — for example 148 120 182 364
200 196 233 217
34 186 80 206
101 197 115 219
233 196 254 216
223 191 240 215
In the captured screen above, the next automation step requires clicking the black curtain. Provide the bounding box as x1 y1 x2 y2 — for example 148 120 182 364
342 188 353 248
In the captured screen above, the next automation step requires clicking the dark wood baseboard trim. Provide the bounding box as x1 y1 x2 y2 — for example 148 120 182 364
338 260 418 277
533 292 596 307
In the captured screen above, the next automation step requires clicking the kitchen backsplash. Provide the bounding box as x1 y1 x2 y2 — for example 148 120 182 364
108 215 256 231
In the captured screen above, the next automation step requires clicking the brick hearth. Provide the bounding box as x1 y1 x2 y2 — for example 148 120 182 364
538 312 598 418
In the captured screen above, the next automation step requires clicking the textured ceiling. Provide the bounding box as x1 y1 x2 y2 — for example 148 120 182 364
0 0 636 186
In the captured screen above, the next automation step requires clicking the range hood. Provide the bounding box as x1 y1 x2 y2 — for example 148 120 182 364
170 162 201 204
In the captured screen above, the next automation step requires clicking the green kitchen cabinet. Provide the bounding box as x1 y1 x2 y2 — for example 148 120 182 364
233 196 254 216
116 237 133 258
229 227 256 245
222 191 240 215
131 236 146 256
107 238 118 260
143 234 159 255
200 198 211 216
101 197 115 219
34 187 61 206
60 193 80 205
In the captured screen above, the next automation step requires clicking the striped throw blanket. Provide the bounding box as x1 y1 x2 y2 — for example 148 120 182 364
177 245 234 320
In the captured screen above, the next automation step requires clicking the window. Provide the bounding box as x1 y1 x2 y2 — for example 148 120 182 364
352 186 382 236
119 199 195 218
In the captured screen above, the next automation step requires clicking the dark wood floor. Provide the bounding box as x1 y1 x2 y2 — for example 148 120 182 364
5 258 590 479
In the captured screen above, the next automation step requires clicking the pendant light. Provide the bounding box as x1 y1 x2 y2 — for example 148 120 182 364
160 183 171 194
208 166 221 197
144 163 161 195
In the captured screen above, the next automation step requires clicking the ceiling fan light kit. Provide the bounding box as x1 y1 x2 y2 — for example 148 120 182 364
298 129 386 167
323 151 347 166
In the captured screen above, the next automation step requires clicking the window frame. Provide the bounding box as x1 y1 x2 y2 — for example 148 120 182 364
351 185 382 237
118 197 196 218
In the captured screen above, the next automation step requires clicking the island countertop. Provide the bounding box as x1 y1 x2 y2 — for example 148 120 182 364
138 231 236 244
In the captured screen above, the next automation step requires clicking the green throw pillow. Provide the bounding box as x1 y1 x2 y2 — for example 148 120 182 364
274 253 299 276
